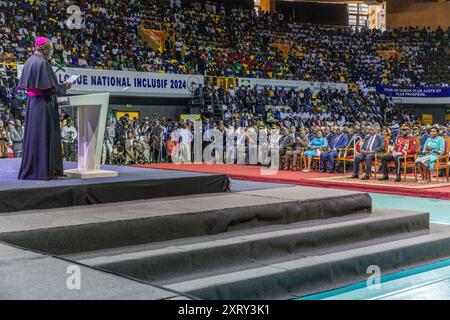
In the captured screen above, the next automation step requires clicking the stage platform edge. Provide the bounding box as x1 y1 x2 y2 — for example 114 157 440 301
0 159 230 214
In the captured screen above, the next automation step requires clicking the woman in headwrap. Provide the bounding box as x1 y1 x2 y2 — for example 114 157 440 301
17 37 72 180
415 126 445 180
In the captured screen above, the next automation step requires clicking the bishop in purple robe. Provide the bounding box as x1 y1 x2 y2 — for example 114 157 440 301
17 37 72 180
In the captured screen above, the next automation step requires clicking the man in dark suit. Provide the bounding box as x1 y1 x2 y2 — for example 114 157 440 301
320 127 348 173
346 127 362 150
348 126 385 180
324 126 333 147
279 127 295 156
289 126 300 139
9 120 24 158
419 126 430 151
283 130 310 170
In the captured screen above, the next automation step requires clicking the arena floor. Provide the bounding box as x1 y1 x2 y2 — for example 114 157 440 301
232 179 450 300
141 165 450 300
297 194 450 300
2 160 450 299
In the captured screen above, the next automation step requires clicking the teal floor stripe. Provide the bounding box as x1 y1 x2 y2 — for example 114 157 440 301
296 258 450 300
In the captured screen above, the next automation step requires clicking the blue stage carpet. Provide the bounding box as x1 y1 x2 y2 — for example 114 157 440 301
0 159 229 213
0 159 226 190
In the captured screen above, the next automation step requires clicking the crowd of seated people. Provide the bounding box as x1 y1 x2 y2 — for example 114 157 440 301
205 84 412 127
92 83 450 183
1 1 450 182
2 87 448 183
108 114 449 181
1 0 449 86
275 122 449 182
0 0 187 73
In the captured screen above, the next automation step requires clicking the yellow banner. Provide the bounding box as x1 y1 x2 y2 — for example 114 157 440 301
378 50 398 60
348 83 359 91
181 114 201 122
422 114 433 125
117 111 140 121
142 29 166 50
272 43 289 58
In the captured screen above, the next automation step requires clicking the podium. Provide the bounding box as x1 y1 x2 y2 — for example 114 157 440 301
64 93 118 179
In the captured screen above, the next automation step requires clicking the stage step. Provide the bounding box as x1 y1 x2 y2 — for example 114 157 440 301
0 188 371 255
163 225 450 299
74 209 429 284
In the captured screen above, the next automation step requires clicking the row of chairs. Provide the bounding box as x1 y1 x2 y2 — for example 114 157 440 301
281 136 450 182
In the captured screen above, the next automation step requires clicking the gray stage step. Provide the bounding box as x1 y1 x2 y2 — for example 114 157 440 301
75 209 429 284
0 187 371 255
163 224 450 300
0 243 188 300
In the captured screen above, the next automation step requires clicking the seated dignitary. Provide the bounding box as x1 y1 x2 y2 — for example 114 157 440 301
278 127 295 156
320 127 348 173
283 129 310 170
302 129 327 172
348 126 385 180
415 126 445 180
378 124 417 182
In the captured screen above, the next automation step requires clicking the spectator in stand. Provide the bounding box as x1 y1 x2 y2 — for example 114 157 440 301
1 1 448 84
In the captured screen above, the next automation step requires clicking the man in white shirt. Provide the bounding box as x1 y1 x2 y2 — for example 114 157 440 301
102 119 116 164
61 119 78 162
62 49 71 64
174 123 193 163
78 57 88 67
228 87 235 97
225 124 236 164
175 39 183 61
224 110 232 122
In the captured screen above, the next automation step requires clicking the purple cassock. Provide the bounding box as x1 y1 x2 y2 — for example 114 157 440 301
18 52 66 180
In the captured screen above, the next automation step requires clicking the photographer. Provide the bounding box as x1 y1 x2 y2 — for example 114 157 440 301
61 119 77 162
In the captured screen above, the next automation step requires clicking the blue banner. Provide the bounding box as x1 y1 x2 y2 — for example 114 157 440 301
375 85 450 98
